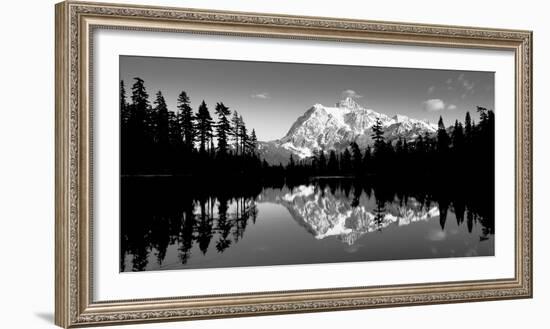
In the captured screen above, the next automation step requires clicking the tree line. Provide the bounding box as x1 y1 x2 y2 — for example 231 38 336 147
121 176 261 271
121 76 494 189
121 77 261 176
285 107 494 183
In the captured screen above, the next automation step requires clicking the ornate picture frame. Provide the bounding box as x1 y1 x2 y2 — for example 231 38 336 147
55 1 532 327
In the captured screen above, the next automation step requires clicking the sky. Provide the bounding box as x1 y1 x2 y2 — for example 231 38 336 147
120 55 494 141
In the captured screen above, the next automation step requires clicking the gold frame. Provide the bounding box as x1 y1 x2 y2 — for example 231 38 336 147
55 1 533 327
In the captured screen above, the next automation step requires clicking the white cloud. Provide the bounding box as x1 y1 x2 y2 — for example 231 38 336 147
423 99 446 112
251 92 270 99
341 89 363 99
427 86 435 94
447 104 457 111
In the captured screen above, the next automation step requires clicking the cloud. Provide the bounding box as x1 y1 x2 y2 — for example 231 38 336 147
427 86 435 94
457 73 475 93
447 104 457 111
446 78 453 84
341 89 363 99
250 92 270 99
423 99 446 112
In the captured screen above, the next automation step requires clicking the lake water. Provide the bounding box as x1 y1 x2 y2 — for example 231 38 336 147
120 178 494 272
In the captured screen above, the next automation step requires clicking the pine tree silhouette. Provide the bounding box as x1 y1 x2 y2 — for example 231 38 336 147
196 100 213 154
231 111 240 155
154 91 169 146
350 142 362 174
214 102 231 157
177 91 195 152
371 117 385 154
327 150 338 175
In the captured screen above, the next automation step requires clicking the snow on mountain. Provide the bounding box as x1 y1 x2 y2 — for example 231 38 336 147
259 97 437 164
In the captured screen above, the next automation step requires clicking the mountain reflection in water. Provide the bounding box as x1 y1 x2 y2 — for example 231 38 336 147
121 178 494 272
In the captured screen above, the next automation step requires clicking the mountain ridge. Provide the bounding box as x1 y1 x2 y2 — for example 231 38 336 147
258 97 438 165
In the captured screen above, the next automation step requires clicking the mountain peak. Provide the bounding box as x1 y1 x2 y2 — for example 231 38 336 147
266 96 439 163
336 96 362 110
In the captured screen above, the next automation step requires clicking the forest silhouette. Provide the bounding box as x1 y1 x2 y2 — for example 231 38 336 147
120 77 495 271
121 77 494 182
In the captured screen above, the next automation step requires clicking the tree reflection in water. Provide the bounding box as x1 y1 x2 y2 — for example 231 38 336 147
121 176 494 272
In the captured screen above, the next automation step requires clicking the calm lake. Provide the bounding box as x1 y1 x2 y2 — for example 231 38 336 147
120 177 494 272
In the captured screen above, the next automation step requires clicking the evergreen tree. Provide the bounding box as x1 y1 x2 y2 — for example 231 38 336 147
341 148 352 174
120 80 129 124
371 117 385 156
452 120 465 151
385 140 395 159
167 110 181 145
477 106 489 128
238 115 248 155
154 91 169 145
350 142 362 174
123 78 154 174
248 129 258 156
120 79 130 174
327 150 338 175
395 137 407 171
196 100 213 153
214 102 231 156
464 111 473 142
231 111 240 155
436 116 450 153
177 91 195 151
129 77 150 136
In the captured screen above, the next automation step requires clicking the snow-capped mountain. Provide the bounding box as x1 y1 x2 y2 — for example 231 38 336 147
258 97 437 164
259 185 441 246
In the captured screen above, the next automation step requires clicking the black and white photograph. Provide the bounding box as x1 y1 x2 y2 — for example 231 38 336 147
119 56 495 272
2 0 543 327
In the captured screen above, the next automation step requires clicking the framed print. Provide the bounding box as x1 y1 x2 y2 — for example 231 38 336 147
55 1 532 327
